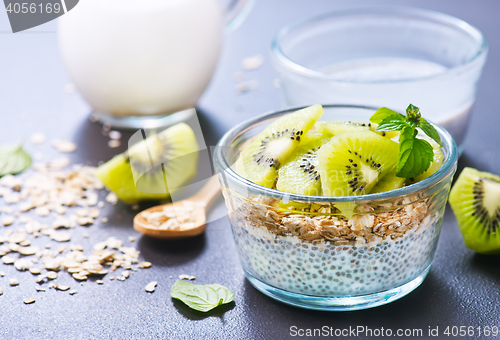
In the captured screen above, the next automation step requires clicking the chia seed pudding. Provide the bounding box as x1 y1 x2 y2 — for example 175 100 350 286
225 192 443 296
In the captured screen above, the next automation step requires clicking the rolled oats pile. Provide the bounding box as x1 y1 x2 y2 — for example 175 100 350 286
0 157 153 301
141 201 200 231
228 192 433 247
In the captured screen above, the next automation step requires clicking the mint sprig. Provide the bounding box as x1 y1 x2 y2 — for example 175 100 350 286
370 104 441 179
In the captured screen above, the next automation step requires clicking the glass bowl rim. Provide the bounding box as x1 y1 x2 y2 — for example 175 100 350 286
271 6 488 84
214 104 458 203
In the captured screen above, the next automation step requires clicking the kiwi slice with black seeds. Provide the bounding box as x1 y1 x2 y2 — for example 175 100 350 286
277 136 331 196
239 105 324 188
95 123 198 203
315 121 370 137
449 167 500 254
318 131 399 196
371 167 405 194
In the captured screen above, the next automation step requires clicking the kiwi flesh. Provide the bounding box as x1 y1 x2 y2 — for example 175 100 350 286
371 167 406 194
370 123 400 139
239 105 324 188
449 167 500 254
277 136 331 196
318 131 399 197
95 122 198 203
315 121 370 137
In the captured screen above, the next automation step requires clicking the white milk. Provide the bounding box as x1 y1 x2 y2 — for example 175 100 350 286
58 0 223 117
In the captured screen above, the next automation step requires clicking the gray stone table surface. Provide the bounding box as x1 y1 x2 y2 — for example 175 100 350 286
0 0 499 339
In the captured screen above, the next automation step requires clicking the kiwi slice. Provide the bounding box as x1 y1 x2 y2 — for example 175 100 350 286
370 123 400 139
276 136 331 196
95 123 198 203
315 121 370 137
318 131 399 196
239 105 324 188
370 167 405 194
449 167 500 255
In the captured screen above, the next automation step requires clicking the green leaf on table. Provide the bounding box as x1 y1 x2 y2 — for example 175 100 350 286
0 144 32 177
171 280 234 312
375 115 408 131
396 126 434 178
419 118 441 145
370 107 404 124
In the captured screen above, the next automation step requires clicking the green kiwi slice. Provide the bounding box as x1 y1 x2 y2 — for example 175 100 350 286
449 167 500 255
315 121 370 137
371 167 405 194
239 105 324 188
276 135 331 196
95 123 198 203
318 131 399 196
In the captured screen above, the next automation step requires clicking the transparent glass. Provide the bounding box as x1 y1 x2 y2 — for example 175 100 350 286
214 105 458 311
271 7 487 151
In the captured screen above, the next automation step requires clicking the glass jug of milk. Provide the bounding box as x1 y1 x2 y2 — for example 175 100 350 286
58 0 253 128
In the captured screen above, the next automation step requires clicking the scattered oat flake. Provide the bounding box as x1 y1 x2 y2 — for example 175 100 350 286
105 192 118 205
2 216 14 226
52 139 77 153
128 236 136 242
139 262 151 269
31 133 46 145
179 274 190 280
2 256 16 265
97 280 104 285
23 297 36 304
242 54 264 70
0 271 5 277
122 270 130 279
145 281 157 293
0 288 2 295
189 276 195 281
8 233 26 244
101 217 108 223
14 259 33 271
83 233 89 238
98 201 105 208
55 285 70 291
109 131 122 140
9 278 19 286
19 246 39 256
110 276 114 280
51 231 71 242
47 271 58 280
108 140 121 148
69 290 77 295
35 287 45 292
29 268 42 275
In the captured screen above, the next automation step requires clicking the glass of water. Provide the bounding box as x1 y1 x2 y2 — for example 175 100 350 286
271 7 487 150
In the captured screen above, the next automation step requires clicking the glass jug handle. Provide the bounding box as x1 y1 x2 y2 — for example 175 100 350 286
224 0 254 31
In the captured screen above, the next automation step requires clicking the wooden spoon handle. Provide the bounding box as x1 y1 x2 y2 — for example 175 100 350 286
189 175 221 208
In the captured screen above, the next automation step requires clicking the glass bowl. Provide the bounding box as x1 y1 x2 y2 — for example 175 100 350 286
214 105 458 311
271 7 487 151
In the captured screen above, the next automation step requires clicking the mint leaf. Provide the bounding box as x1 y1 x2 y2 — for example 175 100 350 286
419 118 441 145
396 126 433 178
0 144 32 177
375 115 408 131
171 280 234 312
370 107 405 124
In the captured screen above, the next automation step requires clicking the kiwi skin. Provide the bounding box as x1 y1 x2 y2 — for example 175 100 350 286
449 167 500 255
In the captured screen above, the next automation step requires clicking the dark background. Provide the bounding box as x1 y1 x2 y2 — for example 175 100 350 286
0 0 499 339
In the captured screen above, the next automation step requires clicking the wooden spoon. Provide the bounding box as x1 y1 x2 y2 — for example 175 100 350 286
133 176 221 239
